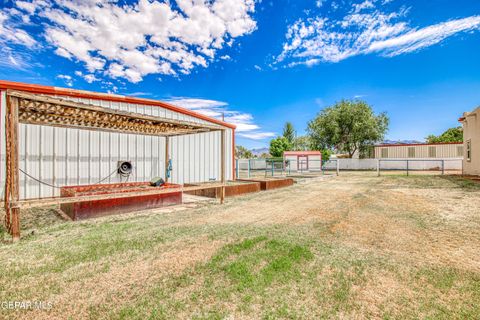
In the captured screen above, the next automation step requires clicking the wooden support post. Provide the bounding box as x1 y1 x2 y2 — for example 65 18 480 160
5 96 20 241
220 130 226 204
165 136 169 183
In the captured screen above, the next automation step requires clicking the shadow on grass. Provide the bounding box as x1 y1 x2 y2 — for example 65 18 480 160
379 174 480 191
439 175 480 191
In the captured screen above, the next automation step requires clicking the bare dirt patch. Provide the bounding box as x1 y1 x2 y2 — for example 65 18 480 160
18 237 225 320
177 174 480 272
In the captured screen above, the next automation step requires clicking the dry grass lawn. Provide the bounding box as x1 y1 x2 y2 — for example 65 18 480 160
1 173 479 319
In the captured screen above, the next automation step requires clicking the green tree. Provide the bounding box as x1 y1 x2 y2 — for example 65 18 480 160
426 127 463 143
307 99 389 158
235 145 254 159
282 122 296 145
320 149 332 162
292 135 311 151
269 136 292 157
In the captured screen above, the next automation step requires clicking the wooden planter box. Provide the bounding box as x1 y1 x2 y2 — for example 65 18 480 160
184 181 260 198
238 178 294 190
60 182 182 220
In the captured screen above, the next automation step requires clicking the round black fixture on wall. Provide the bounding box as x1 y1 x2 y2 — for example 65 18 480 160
117 161 133 175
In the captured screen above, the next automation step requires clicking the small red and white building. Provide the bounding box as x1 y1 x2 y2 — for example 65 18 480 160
283 151 322 172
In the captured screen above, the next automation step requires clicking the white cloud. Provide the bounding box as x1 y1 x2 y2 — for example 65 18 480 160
0 11 36 48
4 0 257 83
56 74 73 87
15 1 36 15
168 97 274 140
353 94 367 99
0 47 34 70
238 132 276 139
352 0 375 13
276 0 480 66
367 16 480 56
74 70 99 83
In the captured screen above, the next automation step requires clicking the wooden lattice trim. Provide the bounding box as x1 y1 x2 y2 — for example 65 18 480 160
8 90 224 136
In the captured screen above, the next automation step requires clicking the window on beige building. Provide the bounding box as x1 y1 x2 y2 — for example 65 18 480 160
428 146 436 158
467 140 471 161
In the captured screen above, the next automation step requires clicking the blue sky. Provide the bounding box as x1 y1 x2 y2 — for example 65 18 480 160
1 0 479 149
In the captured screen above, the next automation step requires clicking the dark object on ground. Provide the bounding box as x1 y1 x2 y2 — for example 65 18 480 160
150 177 165 187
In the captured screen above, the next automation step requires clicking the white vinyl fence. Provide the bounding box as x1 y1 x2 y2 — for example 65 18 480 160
236 158 463 178
322 158 462 175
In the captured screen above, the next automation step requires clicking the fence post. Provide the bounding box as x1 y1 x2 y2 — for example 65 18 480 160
442 160 445 175
247 159 251 178
377 159 380 177
406 160 409 176
236 159 239 179
336 159 340 176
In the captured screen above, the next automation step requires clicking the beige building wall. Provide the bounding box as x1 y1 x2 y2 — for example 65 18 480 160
461 107 480 176
374 143 463 159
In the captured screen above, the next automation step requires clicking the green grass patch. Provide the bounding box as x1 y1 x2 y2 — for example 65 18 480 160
381 175 480 191
209 237 313 292
112 236 315 319
441 176 480 190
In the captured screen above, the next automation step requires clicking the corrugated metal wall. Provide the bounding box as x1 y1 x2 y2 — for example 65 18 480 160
0 91 233 200
374 144 463 159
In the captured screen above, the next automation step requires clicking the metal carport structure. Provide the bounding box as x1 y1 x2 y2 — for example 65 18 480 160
3 89 228 241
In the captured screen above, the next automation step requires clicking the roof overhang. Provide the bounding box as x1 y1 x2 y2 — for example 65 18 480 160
0 80 236 130
8 90 224 137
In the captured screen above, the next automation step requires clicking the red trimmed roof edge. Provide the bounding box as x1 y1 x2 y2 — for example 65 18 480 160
375 142 463 148
283 151 322 155
0 80 236 129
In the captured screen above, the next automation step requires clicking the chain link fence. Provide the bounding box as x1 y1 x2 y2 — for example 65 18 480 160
235 158 463 178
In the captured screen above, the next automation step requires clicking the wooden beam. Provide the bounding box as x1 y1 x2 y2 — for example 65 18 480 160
165 136 170 183
5 96 20 241
12 183 227 209
4 99 12 233
220 129 226 204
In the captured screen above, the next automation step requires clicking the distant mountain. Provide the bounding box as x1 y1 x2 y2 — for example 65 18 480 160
251 147 270 156
380 139 424 145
